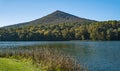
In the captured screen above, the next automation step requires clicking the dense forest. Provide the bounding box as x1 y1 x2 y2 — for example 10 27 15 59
0 20 120 41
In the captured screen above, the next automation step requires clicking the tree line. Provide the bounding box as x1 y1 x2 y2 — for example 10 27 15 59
0 20 120 41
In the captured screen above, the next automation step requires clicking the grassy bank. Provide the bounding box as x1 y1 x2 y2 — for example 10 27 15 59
0 58 39 71
0 45 85 71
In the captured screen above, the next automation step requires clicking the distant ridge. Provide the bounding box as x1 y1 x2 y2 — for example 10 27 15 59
4 10 96 27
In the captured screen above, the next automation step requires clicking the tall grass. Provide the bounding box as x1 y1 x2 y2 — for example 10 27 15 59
0 45 86 71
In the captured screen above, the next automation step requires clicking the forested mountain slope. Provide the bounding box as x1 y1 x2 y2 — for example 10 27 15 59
0 11 119 41
4 10 95 27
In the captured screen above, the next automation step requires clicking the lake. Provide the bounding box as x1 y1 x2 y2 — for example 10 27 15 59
0 41 120 71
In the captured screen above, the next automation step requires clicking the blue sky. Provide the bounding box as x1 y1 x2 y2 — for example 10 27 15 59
0 0 120 27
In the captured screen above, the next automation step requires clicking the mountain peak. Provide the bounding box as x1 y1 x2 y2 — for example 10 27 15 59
53 10 67 14
51 10 69 15
5 10 96 27
54 10 63 12
46 10 81 20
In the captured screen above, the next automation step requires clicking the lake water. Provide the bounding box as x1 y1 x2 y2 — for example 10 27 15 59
0 41 120 71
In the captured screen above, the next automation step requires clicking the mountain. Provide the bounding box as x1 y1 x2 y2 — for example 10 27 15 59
0 10 119 41
5 10 96 27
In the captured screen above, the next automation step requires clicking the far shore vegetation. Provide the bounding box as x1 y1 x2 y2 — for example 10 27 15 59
0 20 120 41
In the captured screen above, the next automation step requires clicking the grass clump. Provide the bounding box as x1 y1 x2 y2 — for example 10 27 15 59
0 45 86 71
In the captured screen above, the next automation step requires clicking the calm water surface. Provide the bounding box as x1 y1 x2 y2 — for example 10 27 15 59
0 41 120 71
